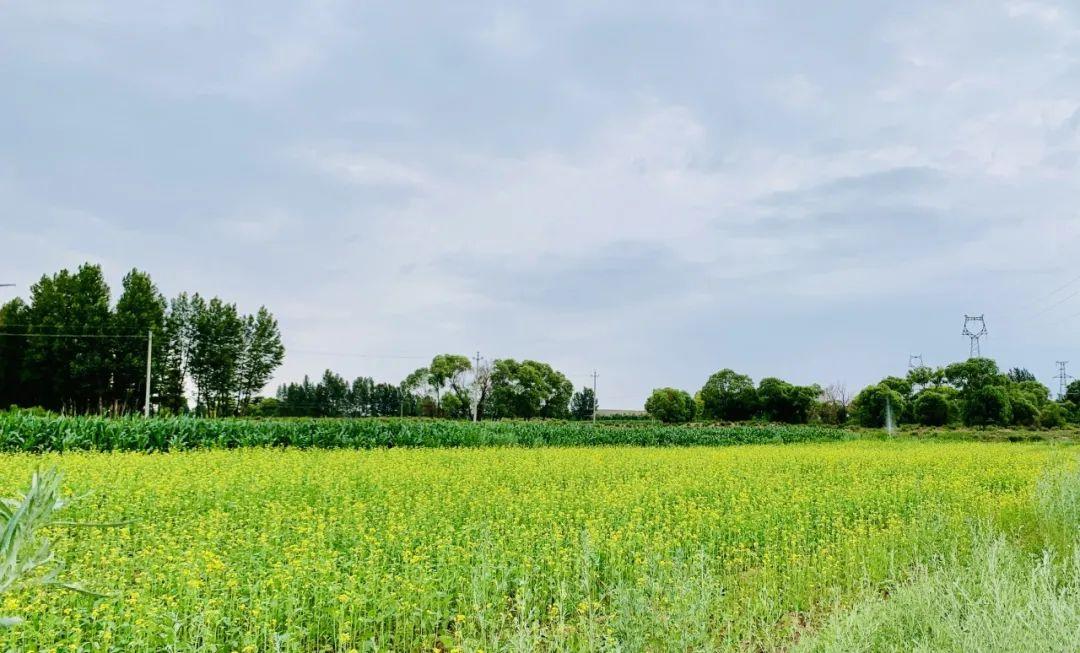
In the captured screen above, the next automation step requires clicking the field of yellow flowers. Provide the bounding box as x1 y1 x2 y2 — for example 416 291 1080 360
0 441 1068 652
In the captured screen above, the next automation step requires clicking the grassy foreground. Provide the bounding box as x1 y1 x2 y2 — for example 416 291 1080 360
0 441 1071 652
798 463 1080 652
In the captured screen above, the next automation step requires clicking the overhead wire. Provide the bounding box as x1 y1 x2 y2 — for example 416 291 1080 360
285 348 430 360
1030 287 1080 318
0 332 148 339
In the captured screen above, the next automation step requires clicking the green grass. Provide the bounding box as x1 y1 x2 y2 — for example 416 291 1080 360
798 463 1080 652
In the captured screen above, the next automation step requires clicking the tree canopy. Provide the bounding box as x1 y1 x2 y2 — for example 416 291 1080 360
489 359 573 419
0 263 284 416
645 388 696 424
699 369 758 421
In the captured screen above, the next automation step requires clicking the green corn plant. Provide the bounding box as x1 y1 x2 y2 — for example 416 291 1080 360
0 411 851 452
0 468 117 626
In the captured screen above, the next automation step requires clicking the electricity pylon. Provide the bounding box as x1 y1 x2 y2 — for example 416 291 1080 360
962 315 987 358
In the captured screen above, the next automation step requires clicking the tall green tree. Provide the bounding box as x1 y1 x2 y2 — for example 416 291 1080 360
276 375 317 417
489 359 572 419
158 293 195 415
402 354 473 417
756 378 819 424
188 297 244 416
570 387 598 420
315 370 350 417
0 299 31 408
24 265 112 412
944 358 1006 394
236 307 284 412
699 369 758 421
427 354 472 415
110 270 165 414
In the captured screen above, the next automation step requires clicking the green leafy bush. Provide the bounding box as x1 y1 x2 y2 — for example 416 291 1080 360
851 385 905 427
914 391 953 426
965 386 1013 427
644 388 697 424
1038 403 1068 429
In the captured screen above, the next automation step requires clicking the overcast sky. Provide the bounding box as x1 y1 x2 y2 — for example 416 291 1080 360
3 1 1080 407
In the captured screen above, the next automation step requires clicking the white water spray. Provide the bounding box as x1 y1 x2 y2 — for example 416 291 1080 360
885 396 895 436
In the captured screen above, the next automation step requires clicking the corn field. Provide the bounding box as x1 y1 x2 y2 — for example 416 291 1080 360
0 414 848 452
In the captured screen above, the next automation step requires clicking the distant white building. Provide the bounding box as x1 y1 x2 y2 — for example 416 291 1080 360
595 408 648 417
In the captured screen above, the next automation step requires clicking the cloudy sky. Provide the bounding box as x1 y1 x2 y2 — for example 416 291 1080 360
3 1 1080 407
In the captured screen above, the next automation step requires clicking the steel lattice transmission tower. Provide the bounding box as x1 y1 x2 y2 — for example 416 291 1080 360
962 315 988 358
908 354 924 370
1056 361 1073 400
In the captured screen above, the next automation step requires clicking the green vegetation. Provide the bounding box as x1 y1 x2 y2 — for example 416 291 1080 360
569 387 598 420
273 369 421 418
0 264 283 416
799 464 1080 652
0 442 1069 651
274 357 578 420
8 265 1080 438
0 412 847 452
694 369 820 424
644 387 696 423
850 358 1073 430
0 468 117 627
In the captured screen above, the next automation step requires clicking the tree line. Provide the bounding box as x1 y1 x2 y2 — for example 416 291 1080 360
849 359 1072 428
266 354 599 420
0 263 284 416
5 264 1076 429
645 358 1079 428
645 372 821 424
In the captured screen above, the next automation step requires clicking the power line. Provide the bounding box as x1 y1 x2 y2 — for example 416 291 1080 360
1040 272 1080 302
1063 307 1080 322
1031 287 1080 318
0 332 147 339
0 324 138 330
286 348 430 360
961 315 987 359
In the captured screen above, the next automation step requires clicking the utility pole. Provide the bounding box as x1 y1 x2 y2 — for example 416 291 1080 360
590 370 599 423
908 354 924 370
144 330 153 417
472 351 482 423
962 315 988 358
1056 361 1073 400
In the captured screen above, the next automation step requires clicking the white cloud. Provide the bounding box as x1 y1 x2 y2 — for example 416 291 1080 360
298 149 431 189
7 0 1080 404
769 74 828 112
475 9 538 58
